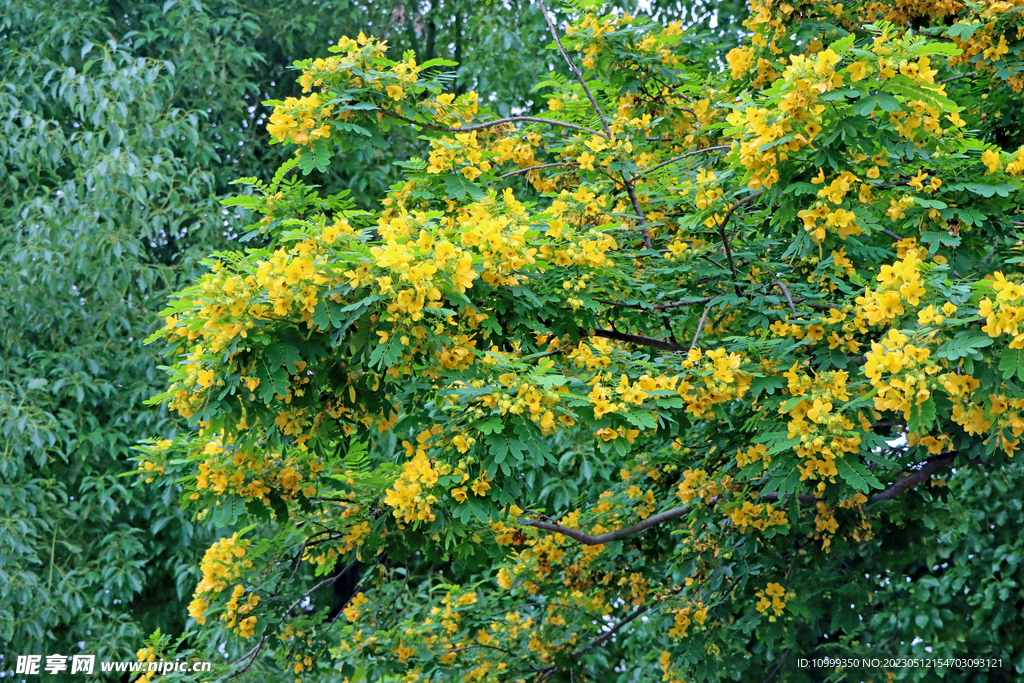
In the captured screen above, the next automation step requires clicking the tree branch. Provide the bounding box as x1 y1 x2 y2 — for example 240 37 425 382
498 162 573 178
773 280 797 317
624 180 653 249
591 327 685 353
640 145 732 176
382 109 605 137
519 506 692 546
575 601 651 655
536 0 611 137
690 304 712 350
285 560 358 618
715 192 762 296
595 295 724 311
226 635 270 679
868 452 962 505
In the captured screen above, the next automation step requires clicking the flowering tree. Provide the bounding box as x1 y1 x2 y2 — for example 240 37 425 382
138 1 1024 681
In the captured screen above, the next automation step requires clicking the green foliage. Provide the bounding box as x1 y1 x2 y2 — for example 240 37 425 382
2 0 723 673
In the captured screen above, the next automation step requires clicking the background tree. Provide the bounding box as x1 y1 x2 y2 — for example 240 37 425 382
2 0 734 669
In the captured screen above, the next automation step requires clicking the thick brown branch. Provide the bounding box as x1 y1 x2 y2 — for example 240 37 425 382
591 328 685 353
868 452 960 505
519 506 691 546
519 454 979 560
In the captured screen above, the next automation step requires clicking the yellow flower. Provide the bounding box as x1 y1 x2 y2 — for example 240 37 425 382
386 84 404 100
847 61 869 81
451 487 468 503
982 149 1001 175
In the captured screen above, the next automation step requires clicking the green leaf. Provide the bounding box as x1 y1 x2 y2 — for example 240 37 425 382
935 332 993 360
443 174 485 201
999 348 1021 380
907 398 937 434
853 96 877 116
296 138 334 175
947 22 980 40
835 457 884 492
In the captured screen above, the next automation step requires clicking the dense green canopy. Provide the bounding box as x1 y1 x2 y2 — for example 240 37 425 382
4 1 1022 683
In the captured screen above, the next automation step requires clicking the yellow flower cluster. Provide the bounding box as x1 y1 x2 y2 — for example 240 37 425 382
667 601 709 640
855 253 928 326
343 591 369 622
780 364 863 483
676 348 753 419
728 49 848 191
978 272 1024 343
425 131 492 179
946 3 1024 92
726 45 755 80
736 443 771 470
755 582 789 620
190 436 324 505
266 92 333 146
864 329 939 422
659 650 687 683
472 371 567 434
162 235 335 422
676 468 726 505
729 501 788 532
383 440 441 523
815 501 840 552
565 13 631 69
188 534 254 627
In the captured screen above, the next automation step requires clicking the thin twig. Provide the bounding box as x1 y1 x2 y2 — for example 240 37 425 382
536 0 612 137
656 295 723 311
382 109 605 138
442 643 519 657
285 560 358 617
760 649 791 683
640 145 732 176
575 601 651 655
225 636 270 679
534 344 569 359
690 305 712 351
773 280 798 317
724 190 765 241
624 180 653 249
498 162 573 178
